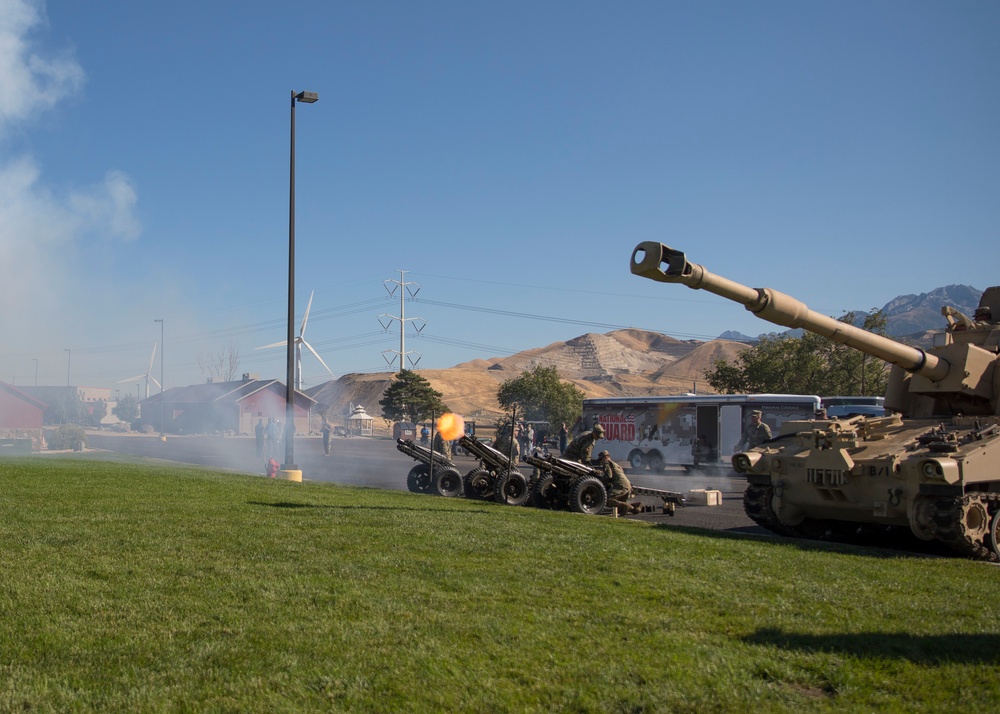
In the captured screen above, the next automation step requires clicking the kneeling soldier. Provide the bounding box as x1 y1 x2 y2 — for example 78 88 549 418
599 450 640 515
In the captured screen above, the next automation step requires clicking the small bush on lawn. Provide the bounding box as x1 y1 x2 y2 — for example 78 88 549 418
48 424 86 450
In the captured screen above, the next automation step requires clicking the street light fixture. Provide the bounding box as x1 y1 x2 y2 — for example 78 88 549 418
282 89 319 481
155 318 164 436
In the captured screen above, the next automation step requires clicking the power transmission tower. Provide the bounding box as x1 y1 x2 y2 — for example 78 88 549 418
378 270 425 371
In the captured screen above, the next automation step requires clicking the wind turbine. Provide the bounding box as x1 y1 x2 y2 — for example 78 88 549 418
118 343 161 399
255 290 334 389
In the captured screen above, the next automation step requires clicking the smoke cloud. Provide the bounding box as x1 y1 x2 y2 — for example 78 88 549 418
0 0 142 383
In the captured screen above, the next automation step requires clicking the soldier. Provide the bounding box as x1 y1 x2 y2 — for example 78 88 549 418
598 450 639 515
735 410 772 451
563 423 604 464
432 430 452 460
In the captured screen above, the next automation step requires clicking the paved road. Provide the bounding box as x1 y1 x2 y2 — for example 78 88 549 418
85 432 765 535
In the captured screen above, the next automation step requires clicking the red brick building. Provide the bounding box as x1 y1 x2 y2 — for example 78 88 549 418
0 380 47 452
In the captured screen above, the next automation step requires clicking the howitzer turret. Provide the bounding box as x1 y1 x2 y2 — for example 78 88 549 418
630 241 1000 561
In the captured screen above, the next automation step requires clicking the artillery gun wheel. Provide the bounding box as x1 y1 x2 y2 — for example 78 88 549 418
627 451 645 470
463 468 494 500
406 464 432 493
433 467 464 498
532 474 562 510
569 476 607 515
494 470 530 507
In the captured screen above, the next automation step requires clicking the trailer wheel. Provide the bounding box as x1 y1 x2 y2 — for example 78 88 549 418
570 476 607 515
532 474 562 510
627 450 645 470
406 464 432 493
433 467 463 498
647 452 666 473
463 468 494 500
494 470 530 507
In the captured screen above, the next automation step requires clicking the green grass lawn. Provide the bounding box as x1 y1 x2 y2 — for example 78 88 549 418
1 456 997 712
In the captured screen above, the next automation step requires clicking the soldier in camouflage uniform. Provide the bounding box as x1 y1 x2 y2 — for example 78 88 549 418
432 431 452 460
563 423 604 464
598 450 638 514
735 410 772 451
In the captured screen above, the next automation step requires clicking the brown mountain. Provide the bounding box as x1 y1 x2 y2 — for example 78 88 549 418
306 329 749 425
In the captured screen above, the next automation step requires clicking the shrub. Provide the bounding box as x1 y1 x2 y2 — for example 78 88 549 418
48 424 87 450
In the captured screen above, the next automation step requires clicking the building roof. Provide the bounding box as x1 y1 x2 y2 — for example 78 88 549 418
142 379 316 407
0 381 48 410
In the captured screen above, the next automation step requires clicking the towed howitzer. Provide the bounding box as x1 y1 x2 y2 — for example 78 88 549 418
630 242 1000 561
525 453 688 516
525 454 610 515
456 435 530 506
396 438 463 497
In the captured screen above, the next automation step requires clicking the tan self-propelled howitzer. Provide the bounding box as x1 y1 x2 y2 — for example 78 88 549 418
631 242 1000 561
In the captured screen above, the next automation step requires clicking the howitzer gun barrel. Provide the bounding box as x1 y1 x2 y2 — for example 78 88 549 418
457 435 515 469
525 454 601 479
395 439 456 469
630 242 949 382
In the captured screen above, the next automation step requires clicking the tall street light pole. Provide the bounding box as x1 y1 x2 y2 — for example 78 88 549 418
155 318 164 437
32 358 38 387
282 89 318 481
65 349 71 387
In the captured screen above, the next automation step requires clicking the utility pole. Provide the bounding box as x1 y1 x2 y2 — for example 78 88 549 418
378 270 426 371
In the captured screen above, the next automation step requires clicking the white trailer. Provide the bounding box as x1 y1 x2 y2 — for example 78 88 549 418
582 394 821 472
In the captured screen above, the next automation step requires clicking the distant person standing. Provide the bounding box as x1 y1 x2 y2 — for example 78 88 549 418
321 419 332 456
264 418 279 461
736 410 772 451
558 423 568 455
255 417 265 458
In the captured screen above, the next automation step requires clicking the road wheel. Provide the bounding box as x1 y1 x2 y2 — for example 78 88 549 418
570 476 607 515
494 470 530 507
647 452 665 473
406 464 432 493
463 468 493 500
989 509 1000 562
627 450 645 471
433 467 463 498
532 474 562 510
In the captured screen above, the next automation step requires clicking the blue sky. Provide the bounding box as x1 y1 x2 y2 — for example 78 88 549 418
1 0 997 394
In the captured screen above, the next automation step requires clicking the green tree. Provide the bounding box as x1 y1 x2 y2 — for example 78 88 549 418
378 370 449 424
705 309 891 397
42 389 87 426
83 400 107 428
497 365 584 428
113 394 140 423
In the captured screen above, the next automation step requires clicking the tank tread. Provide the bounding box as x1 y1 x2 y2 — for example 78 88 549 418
929 491 999 563
743 484 796 538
